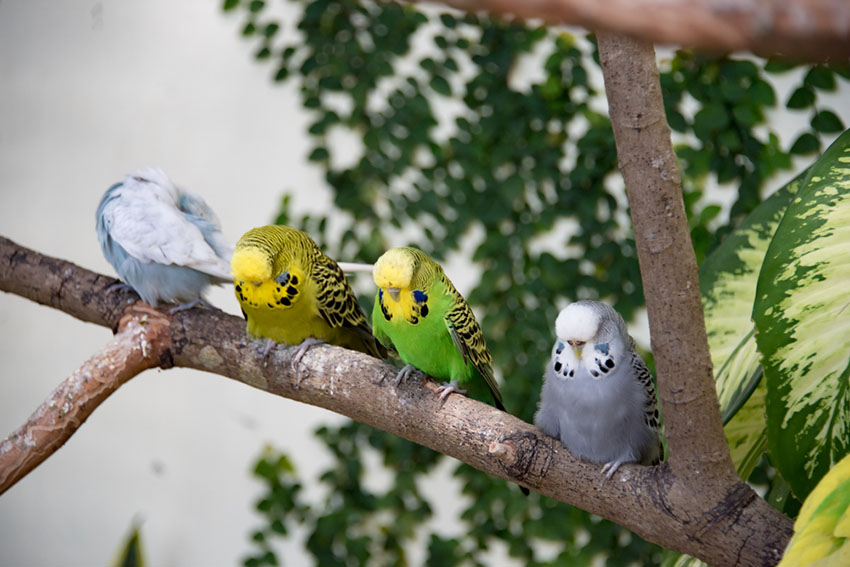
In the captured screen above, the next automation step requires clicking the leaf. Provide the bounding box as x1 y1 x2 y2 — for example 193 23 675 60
700 166 806 476
754 128 850 501
112 523 146 567
660 551 708 567
787 87 815 110
812 110 845 134
308 147 329 161
791 132 821 155
805 66 837 92
429 75 451 96
778 453 850 566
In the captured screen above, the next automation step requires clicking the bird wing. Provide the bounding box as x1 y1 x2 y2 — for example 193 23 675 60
630 350 662 464
444 289 504 409
103 174 232 280
312 254 375 341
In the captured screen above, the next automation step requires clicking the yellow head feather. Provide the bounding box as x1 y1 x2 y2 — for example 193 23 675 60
231 247 272 284
373 248 415 290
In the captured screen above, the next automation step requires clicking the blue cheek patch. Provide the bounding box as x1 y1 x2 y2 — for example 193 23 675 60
413 290 428 304
379 288 384 302
594 342 610 355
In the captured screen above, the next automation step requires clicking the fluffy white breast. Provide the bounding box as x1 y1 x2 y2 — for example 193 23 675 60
555 303 601 343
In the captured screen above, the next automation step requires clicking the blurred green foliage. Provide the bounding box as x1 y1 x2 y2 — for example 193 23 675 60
223 0 848 564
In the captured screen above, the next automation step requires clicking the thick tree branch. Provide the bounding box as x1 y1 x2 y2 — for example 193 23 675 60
1 236 793 565
414 0 850 61
597 33 733 477
596 32 789 563
0 304 170 494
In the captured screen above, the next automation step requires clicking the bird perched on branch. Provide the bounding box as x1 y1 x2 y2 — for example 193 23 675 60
371 247 504 411
96 168 233 311
231 225 383 365
535 300 662 478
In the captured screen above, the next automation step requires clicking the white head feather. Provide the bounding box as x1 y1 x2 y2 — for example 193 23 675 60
556 302 602 343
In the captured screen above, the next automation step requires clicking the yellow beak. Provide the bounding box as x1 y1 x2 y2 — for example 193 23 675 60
573 345 583 359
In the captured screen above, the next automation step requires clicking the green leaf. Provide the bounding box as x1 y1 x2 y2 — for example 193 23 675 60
804 66 837 92
812 110 845 133
308 147 329 161
429 75 451 96
112 523 146 567
755 128 850 501
222 0 240 11
660 551 708 567
786 87 815 110
700 167 805 476
790 132 821 155
778 453 850 566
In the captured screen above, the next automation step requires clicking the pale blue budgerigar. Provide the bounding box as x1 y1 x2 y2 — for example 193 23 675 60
535 300 662 478
96 168 233 311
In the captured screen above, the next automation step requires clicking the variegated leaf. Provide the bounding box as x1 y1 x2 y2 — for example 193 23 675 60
700 168 804 477
754 128 850 501
778 452 850 567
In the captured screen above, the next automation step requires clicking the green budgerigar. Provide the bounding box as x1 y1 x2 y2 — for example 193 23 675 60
371 247 504 411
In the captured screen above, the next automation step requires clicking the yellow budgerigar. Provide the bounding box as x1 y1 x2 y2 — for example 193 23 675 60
231 225 383 366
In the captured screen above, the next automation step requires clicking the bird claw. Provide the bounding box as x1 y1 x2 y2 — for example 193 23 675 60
388 364 417 386
292 338 325 387
167 298 208 314
601 460 624 479
435 381 467 407
259 338 277 367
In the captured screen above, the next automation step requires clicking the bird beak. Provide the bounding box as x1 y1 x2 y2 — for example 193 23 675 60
573 345 583 359
387 288 401 302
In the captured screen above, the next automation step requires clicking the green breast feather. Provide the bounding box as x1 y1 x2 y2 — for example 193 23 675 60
372 270 504 409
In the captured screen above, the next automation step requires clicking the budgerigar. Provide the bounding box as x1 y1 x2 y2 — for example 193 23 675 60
535 300 662 478
96 168 233 311
371 247 504 411
231 225 383 365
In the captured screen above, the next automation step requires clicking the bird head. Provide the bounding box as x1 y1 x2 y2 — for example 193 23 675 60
555 302 602 360
231 247 272 286
373 248 415 302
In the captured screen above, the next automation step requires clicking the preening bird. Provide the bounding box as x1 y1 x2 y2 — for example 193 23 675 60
371 247 504 411
231 225 383 364
535 300 662 478
96 168 233 311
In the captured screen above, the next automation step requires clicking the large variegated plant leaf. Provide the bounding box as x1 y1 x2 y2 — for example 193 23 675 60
778 452 850 567
700 168 804 478
754 128 850 501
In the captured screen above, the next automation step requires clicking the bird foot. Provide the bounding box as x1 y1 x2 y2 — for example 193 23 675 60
601 460 625 479
292 337 325 387
258 338 276 367
388 364 418 386
435 380 467 406
106 281 134 294
167 298 210 314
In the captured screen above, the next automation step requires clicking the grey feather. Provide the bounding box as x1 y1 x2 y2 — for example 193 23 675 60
535 300 661 477
96 168 233 306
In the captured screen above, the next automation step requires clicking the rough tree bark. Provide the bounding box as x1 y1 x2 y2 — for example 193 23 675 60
412 0 850 61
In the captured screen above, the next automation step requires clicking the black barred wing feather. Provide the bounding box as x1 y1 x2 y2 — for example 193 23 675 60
630 350 662 465
444 285 504 411
311 254 374 340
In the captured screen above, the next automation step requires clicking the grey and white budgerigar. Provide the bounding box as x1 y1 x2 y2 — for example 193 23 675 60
96 168 233 311
535 300 662 478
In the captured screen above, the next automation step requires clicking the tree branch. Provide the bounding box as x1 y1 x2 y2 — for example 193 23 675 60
0 235 793 565
413 0 850 61
595 32 790 563
0 304 170 494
